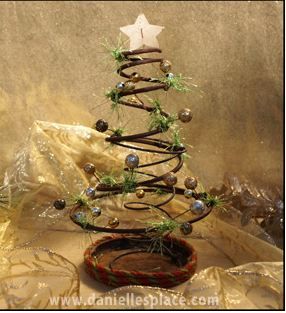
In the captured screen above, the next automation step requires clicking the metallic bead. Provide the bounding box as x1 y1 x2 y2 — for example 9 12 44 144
166 72 174 79
108 217 119 228
136 189 145 199
83 163 96 175
163 172 177 186
91 207 101 217
53 199 66 210
191 200 205 215
94 119 108 132
129 96 138 103
184 189 193 199
160 60 172 73
180 222 193 235
74 212 86 221
124 80 136 90
85 187 96 198
125 153 139 169
184 177 198 189
178 108 193 123
116 82 125 91
130 72 141 82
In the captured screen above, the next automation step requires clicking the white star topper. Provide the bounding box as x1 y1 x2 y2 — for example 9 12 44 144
120 14 164 50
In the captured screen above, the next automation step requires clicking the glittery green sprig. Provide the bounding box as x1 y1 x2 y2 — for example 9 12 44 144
101 36 128 65
161 74 191 93
169 128 184 151
122 171 137 194
145 219 179 255
72 194 89 206
100 173 117 186
201 193 227 209
149 102 177 132
147 219 179 235
155 188 168 195
111 127 125 137
105 89 122 110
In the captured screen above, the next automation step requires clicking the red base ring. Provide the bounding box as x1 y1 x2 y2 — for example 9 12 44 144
84 234 197 288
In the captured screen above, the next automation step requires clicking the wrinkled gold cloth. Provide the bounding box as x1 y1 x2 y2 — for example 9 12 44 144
0 121 283 309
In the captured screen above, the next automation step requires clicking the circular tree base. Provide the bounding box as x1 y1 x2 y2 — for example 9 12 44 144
84 234 197 288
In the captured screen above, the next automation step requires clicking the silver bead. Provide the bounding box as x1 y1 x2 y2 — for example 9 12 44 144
184 189 193 199
125 153 139 169
178 108 193 123
184 177 198 189
91 207 101 217
85 187 96 198
116 82 125 91
166 72 174 79
191 200 205 215
74 212 86 221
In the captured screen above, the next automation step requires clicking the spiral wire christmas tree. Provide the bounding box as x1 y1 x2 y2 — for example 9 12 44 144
54 47 218 237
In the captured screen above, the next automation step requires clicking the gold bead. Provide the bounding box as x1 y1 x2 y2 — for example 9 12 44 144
178 108 193 123
130 72 141 82
136 189 145 199
184 177 198 189
124 80 136 90
129 96 138 103
162 172 177 186
108 217 119 228
160 60 172 73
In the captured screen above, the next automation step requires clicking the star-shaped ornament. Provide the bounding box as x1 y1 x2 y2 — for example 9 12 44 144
120 14 164 50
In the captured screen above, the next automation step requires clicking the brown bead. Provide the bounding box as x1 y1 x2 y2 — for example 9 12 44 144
53 199 66 210
94 119 108 132
180 222 193 235
160 60 172 73
130 72 141 82
108 217 119 228
136 189 145 199
163 172 177 186
184 177 198 189
178 108 193 123
83 163 96 175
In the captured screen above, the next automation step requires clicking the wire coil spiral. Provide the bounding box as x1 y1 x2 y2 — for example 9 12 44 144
65 47 214 235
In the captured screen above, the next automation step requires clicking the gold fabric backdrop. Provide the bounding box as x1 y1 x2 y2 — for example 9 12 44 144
0 1 283 188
